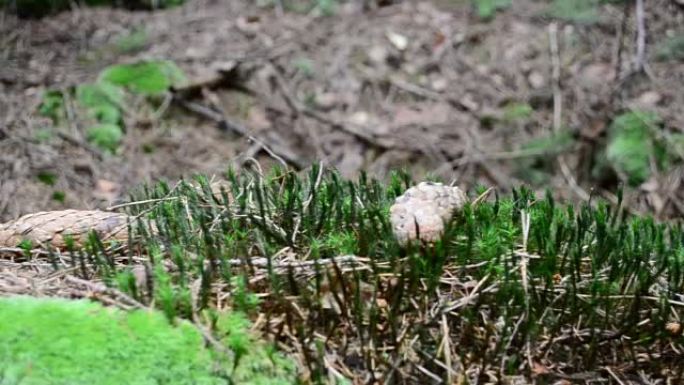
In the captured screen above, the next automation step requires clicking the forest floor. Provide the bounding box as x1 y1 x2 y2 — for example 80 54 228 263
1 0 683 222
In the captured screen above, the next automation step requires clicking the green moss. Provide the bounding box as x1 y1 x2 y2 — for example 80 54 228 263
99 61 186 95
87 123 123 154
36 171 58 186
0 296 223 385
502 102 533 122
38 91 65 123
655 34 684 62
605 111 663 185
546 0 600 24
114 28 149 54
49 166 684 380
473 0 511 21
0 297 297 385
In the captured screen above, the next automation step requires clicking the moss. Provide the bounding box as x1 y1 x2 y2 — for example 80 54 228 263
0 296 222 385
0 297 297 385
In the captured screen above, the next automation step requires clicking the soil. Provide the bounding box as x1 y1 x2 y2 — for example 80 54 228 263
1 0 684 222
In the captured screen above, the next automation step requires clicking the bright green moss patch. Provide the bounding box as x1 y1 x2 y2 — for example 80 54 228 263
99 61 186 95
39 60 185 153
0 296 223 385
0 297 296 385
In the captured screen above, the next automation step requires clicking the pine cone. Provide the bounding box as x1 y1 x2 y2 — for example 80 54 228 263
0 210 131 249
390 182 467 245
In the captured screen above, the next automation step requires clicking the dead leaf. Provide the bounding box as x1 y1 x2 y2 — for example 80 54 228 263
432 30 446 49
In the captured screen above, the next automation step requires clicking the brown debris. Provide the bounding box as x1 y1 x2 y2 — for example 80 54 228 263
0 210 131 249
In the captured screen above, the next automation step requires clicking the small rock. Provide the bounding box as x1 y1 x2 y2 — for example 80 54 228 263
528 71 545 89
386 31 409 51
430 76 448 92
349 111 372 126
459 93 480 111
368 45 388 65
636 91 662 108
390 182 467 245
314 91 338 110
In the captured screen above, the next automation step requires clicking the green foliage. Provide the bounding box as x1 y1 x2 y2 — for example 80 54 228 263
655 34 684 62
261 0 337 15
316 0 336 16
671 134 684 156
232 275 261 313
39 60 185 153
38 91 65 123
114 28 149 53
76 82 125 108
76 82 124 108
0 296 224 385
36 171 58 186
86 123 123 154
546 0 599 24
18 239 33 253
213 311 296 384
51 191 66 202
292 57 315 78
502 101 533 122
605 111 663 185
100 60 186 95
525 129 574 154
76 82 124 126
473 0 511 21
34 128 54 143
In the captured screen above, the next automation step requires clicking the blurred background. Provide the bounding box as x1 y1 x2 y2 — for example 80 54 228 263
1 0 683 222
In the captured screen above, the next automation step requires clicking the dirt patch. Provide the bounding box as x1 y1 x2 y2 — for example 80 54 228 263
1 0 684 222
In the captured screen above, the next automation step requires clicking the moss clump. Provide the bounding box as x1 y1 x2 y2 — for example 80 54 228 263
0 296 222 385
0 297 221 385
